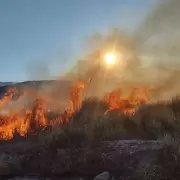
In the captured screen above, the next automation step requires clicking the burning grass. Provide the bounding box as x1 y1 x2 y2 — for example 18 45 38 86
0 82 179 146
0 84 180 179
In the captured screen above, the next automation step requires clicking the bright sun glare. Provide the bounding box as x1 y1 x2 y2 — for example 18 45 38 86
104 52 116 65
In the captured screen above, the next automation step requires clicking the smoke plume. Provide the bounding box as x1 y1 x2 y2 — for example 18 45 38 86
134 0 180 100
65 0 180 101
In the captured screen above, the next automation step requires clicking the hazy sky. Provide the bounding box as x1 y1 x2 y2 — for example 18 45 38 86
0 0 156 82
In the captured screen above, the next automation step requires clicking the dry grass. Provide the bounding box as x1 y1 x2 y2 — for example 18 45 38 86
12 96 180 147
0 96 180 178
1 96 180 178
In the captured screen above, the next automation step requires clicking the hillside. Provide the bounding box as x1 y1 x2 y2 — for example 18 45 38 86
0 80 74 100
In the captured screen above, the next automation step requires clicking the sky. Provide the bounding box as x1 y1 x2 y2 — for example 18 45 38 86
0 0 156 82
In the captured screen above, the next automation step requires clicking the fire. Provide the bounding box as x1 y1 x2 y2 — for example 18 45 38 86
104 87 150 115
69 81 86 112
31 97 47 127
0 82 86 140
0 81 150 140
0 87 19 107
0 109 31 139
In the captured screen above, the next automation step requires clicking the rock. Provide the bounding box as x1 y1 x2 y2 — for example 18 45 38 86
93 172 111 180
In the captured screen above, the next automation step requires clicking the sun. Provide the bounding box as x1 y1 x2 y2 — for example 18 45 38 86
104 52 116 65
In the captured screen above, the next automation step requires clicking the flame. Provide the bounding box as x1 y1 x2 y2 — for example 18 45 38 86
0 80 150 140
0 87 19 107
0 109 31 139
104 87 150 115
69 81 86 112
0 81 86 139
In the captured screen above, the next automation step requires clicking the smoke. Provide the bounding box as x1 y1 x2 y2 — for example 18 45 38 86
133 0 180 100
16 0 180 103
2 0 180 115
65 28 143 97
135 0 180 53
65 0 180 101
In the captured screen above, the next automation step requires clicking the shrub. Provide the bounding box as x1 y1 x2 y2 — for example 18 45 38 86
167 96 180 116
89 111 127 142
71 97 109 126
42 125 87 150
132 103 176 139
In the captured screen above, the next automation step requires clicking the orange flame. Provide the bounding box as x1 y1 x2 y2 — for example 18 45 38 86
0 82 150 140
104 87 150 115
